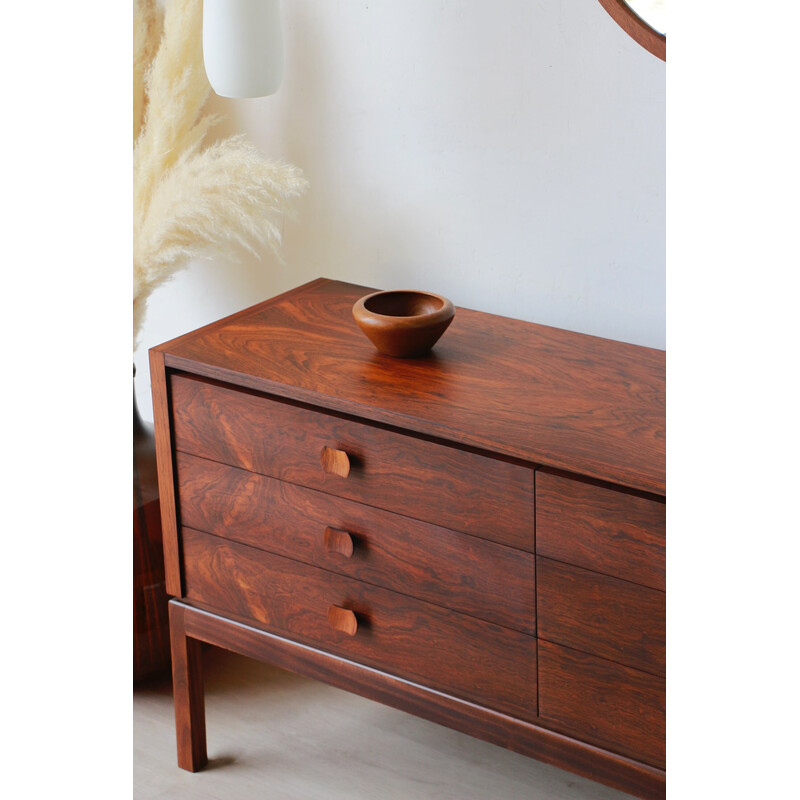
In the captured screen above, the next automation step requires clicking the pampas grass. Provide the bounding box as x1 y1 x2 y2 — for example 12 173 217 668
133 0 162 145
133 0 307 346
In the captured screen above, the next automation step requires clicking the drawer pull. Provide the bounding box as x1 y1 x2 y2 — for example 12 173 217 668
320 446 350 478
324 527 354 558
328 605 358 636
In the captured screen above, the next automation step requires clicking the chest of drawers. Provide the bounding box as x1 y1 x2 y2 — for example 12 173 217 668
150 278 666 799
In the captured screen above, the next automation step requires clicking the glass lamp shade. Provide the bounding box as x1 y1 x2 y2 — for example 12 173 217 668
203 0 284 98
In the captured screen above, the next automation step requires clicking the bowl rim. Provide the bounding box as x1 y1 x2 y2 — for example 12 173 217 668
353 290 455 328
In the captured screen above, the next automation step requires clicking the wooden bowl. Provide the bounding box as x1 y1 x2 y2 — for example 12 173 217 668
352 290 456 357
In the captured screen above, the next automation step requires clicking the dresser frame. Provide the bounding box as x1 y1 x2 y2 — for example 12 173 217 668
150 278 666 799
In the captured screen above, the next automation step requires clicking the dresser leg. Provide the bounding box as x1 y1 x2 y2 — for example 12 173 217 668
169 601 208 771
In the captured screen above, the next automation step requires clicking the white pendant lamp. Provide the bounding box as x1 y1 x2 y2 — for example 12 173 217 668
202 0 284 98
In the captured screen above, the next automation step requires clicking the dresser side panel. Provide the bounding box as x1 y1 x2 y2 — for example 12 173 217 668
149 349 182 596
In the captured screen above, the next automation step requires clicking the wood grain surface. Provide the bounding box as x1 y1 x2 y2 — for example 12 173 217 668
149 278 667 797
537 556 665 676
168 601 207 771
171 374 535 550
176 452 536 633
149 348 182 597
153 279 665 495
536 470 666 591
538 641 665 769
174 601 666 799
597 0 666 61
180 528 539 723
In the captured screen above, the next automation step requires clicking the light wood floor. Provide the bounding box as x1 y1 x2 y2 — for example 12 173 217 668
133 646 636 800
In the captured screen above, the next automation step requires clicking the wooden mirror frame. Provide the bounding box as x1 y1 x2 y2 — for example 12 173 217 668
597 0 666 61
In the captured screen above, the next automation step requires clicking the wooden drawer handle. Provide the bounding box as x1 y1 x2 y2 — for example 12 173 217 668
328 605 358 636
320 446 350 478
324 527 354 558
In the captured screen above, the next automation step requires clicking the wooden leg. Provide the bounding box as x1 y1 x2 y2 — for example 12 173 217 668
169 601 208 771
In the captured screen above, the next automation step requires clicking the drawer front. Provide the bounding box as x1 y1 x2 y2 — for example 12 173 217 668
538 640 665 769
181 528 538 722
537 557 664 676
177 452 535 634
536 471 665 590
171 375 534 551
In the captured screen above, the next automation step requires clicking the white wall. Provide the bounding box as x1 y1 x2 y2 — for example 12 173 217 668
134 0 665 422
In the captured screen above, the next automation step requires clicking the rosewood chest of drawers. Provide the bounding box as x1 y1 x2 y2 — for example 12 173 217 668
150 278 666 799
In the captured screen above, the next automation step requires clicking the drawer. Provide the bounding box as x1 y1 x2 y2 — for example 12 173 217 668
538 640 665 769
181 528 538 722
536 471 665 590
177 452 535 634
537 557 664 676
170 375 534 551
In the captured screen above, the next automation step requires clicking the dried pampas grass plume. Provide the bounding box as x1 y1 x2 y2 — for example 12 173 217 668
133 0 307 347
133 0 162 144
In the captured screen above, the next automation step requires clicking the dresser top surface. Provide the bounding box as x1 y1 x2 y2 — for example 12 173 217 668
153 278 665 495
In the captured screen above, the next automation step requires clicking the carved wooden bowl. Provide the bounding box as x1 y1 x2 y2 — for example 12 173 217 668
352 290 456 357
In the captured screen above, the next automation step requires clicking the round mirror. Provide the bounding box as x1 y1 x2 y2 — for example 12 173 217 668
598 0 665 61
